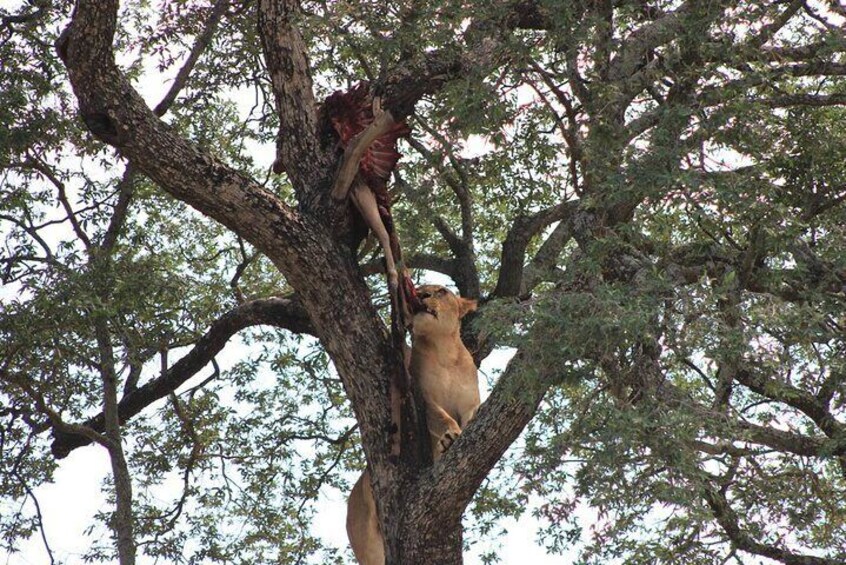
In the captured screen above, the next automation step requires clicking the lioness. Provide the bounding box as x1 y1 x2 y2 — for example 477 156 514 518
346 285 479 565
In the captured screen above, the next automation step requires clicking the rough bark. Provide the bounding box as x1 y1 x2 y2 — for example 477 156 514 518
256 0 329 199
394 512 463 564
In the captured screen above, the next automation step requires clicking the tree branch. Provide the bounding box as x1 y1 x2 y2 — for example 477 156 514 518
745 0 804 50
405 130 474 245
431 216 464 258
392 169 480 298
661 381 846 459
0 368 112 450
359 253 456 279
153 0 230 118
703 484 843 565
759 92 846 107
100 165 136 252
378 0 547 121
257 0 325 193
24 157 92 250
738 420 846 458
0 2 46 32
526 60 584 192
492 200 579 298
103 1 226 252
733 367 843 440
58 0 308 272
49 296 315 458
521 218 576 293
760 37 846 62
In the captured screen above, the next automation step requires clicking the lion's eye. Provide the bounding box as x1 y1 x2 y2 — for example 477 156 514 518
436 288 447 296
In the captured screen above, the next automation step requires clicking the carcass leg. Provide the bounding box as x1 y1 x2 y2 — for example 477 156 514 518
350 179 398 290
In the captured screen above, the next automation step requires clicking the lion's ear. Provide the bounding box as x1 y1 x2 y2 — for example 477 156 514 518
458 297 478 318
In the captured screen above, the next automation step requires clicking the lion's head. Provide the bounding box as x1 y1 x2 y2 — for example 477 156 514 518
411 284 477 337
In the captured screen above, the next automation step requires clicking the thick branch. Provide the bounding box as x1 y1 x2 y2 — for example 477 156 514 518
257 0 324 193
50 297 314 458
493 201 579 298
737 420 846 458
703 485 842 565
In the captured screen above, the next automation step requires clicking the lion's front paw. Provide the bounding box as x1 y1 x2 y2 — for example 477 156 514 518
437 426 462 456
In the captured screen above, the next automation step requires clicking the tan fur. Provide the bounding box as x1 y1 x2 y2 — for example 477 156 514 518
346 285 479 564
409 285 480 459
346 470 384 565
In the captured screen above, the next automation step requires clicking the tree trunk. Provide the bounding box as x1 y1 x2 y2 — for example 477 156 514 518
107 440 136 565
390 514 463 565
96 319 136 565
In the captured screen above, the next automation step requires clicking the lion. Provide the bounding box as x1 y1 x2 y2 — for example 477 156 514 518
346 285 479 565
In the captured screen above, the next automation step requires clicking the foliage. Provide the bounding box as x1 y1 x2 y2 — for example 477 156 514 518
2 0 846 563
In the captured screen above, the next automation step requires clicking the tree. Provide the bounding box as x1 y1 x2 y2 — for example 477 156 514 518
2 0 846 563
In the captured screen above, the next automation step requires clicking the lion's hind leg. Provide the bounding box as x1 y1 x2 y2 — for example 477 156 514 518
347 471 385 565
